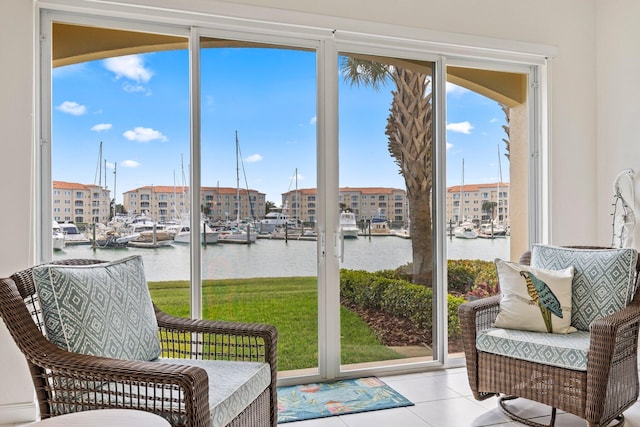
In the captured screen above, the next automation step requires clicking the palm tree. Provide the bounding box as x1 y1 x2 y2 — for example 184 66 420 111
482 200 497 221
265 200 277 214
342 57 433 285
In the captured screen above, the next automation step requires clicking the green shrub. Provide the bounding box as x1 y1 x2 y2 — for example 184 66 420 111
340 269 463 338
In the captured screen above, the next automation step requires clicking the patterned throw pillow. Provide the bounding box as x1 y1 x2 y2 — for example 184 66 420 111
494 259 576 334
33 255 161 361
530 245 638 331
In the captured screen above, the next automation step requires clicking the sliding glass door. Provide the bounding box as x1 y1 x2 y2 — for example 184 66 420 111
41 8 543 381
199 35 320 375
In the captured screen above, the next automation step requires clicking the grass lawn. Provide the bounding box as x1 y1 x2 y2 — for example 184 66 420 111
148 277 403 371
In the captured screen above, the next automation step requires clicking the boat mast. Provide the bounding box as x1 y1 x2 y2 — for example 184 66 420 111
496 144 502 224
460 158 464 223
112 162 117 220
235 130 240 224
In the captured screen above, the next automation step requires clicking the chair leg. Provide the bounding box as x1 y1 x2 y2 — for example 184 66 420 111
498 396 557 427
499 396 626 427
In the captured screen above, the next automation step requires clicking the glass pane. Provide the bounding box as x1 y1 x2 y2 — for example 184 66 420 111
51 23 192 297
445 66 527 358
338 53 436 369
199 38 318 375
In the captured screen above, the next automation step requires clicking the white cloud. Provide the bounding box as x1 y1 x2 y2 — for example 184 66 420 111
446 142 453 150
245 154 262 163
123 127 168 142
309 116 317 125
91 123 112 132
290 171 305 181
103 55 153 83
120 160 140 168
123 83 149 95
446 82 469 95
447 121 473 134
57 101 87 116
52 63 87 78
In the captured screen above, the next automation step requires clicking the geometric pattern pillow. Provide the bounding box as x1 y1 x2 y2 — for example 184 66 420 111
33 255 161 361
494 259 576 334
530 244 638 331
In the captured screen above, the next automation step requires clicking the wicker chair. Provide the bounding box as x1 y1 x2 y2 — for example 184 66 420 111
459 246 640 427
0 259 278 427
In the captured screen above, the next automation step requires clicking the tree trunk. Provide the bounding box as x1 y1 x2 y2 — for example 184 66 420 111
386 68 433 286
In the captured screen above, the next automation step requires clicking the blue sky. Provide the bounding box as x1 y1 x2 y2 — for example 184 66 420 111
52 48 508 206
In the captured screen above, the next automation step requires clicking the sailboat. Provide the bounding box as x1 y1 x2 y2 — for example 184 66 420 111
218 131 257 244
454 158 478 239
479 146 508 238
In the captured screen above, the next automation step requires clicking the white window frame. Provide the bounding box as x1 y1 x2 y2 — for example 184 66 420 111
37 1 552 382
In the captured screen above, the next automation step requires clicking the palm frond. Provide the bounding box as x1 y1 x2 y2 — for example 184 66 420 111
339 57 390 91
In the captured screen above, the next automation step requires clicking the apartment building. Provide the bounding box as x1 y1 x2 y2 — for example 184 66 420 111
282 187 408 225
52 181 111 225
447 182 510 226
123 185 266 223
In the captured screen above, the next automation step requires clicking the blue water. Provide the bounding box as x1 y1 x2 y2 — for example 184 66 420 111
54 236 509 282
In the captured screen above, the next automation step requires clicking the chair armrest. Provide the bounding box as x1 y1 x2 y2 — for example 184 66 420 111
459 295 500 336
586 302 640 420
588 301 640 375
458 295 500 401
154 307 277 365
29 342 210 426
154 307 279 427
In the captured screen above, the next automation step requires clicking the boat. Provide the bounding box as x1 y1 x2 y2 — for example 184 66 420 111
220 131 258 245
339 211 360 238
170 220 220 245
478 222 507 238
58 222 91 245
391 228 411 239
259 210 291 233
367 213 392 236
128 229 174 248
217 224 258 244
52 221 65 250
454 222 479 239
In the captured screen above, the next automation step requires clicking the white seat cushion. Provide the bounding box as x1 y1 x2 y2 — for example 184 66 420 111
159 358 271 427
476 327 590 370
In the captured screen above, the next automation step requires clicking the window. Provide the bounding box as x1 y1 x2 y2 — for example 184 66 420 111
40 8 546 383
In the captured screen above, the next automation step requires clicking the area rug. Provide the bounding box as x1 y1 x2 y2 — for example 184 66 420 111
277 377 414 423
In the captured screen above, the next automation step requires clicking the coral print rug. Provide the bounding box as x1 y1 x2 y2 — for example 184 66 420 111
277 377 414 423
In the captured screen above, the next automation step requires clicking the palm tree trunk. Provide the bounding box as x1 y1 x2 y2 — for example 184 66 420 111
386 68 433 286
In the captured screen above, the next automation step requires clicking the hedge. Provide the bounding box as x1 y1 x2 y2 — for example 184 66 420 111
340 269 465 337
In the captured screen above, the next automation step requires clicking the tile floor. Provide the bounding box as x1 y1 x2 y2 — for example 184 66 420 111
283 367 640 427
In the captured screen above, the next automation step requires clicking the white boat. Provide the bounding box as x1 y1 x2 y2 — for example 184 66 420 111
339 211 359 238
391 228 411 239
171 223 219 245
52 221 65 250
58 222 91 245
368 214 392 236
217 226 258 244
128 230 174 248
478 222 507 238
259 210 291 233
454 222 479 239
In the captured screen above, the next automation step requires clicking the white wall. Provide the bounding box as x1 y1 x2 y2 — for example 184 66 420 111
596 0 640 248
1 0 617 422
0 0 38 424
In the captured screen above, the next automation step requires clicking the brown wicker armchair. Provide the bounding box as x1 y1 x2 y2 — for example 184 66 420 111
459 246 640 427
0 259 278 427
